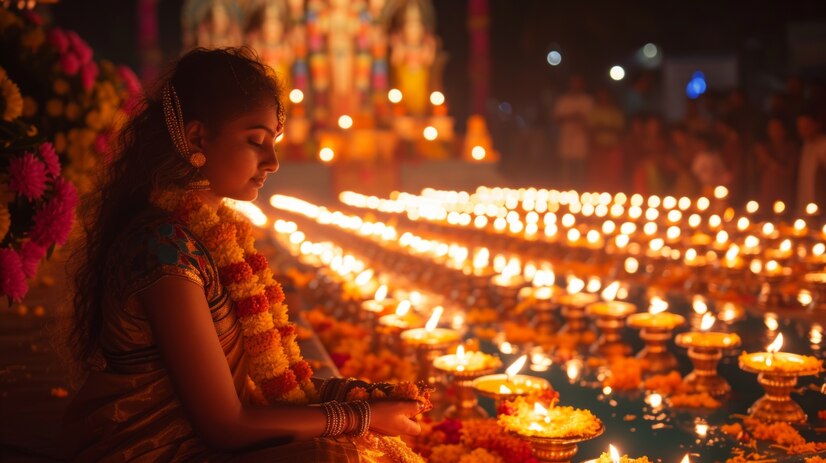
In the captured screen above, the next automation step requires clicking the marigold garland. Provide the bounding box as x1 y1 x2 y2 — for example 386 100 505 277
150 188 314 404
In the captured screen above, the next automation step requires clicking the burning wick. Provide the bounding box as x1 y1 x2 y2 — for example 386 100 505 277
766 332 783 367
609 444 620 463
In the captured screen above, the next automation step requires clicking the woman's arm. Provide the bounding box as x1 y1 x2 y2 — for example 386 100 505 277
139 276 420 451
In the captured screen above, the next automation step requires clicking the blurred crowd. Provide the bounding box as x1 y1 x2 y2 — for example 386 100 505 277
494 74 826 216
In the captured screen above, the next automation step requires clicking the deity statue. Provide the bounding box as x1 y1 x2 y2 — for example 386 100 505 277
182 0 243 50
388 0 436 116
243 0 294 85
325 0 359 118
286 0 310 91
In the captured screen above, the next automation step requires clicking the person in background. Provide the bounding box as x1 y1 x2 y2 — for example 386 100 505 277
553 74 594 189
754 117 798 210
691 133 730 196
588 88 624 192
667 124 699 197
796 110 826 214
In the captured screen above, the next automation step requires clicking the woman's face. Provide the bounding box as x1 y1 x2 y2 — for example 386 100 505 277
199 106 280 202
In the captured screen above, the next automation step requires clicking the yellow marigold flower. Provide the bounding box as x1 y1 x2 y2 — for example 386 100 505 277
228 278 264 300
429 445 464 463
238 311 275 336
459 449 503 463
0 205 10 242
280 387 308 404
248 349 289 380
1 70 24 121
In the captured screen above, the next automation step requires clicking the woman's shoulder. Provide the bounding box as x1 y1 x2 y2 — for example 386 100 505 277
110 208 215 296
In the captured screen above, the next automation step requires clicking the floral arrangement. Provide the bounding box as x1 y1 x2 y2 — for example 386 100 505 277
497 395 603 439
0 8 141 194
0 67 77 301
642 371 721 408
721 418 826 456
591 453 652 463
406 418 539 463
602 357 646 391
306 308 416 383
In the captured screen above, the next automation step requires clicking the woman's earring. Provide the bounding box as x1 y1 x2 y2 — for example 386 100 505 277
190 152 206 168
186 152 210 190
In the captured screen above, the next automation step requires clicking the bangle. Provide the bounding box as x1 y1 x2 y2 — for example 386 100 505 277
318 378 335 402
320 401 347 438
346 400 371 437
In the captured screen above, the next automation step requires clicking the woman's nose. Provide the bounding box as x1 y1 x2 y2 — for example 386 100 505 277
262 147 279 173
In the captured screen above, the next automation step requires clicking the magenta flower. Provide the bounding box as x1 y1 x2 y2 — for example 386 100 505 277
38 142 61 178
19 241 46 278
9 152 47 201
66 31 92 63
60 53 81 76
47 28 69 54
80 60 98 91
31 177 78 246
0 248 28 302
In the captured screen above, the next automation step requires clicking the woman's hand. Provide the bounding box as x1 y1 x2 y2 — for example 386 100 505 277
368 400 422 437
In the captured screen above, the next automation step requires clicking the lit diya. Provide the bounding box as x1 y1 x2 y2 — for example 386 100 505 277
499 397 604 463
360 284 397 315
491 259 528 307
675 313 741 396
583 444 655 463
472 354 551 409
739 333 823 422
757 260 792 307
433 345 502 419
401 306 461 385
804 272 826 310
558 278 599 334
377 300 422 350
627 296 685 373
586 300 636 358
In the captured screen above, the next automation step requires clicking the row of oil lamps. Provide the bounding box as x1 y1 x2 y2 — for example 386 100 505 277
259 192 823 463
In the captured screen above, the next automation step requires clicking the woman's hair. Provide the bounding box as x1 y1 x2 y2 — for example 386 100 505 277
66 47 285 375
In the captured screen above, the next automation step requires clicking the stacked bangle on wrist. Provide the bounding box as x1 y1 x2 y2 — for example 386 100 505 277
320 400 372 438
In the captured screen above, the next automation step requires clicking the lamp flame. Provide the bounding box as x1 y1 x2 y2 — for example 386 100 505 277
700 312 715 331
609 444 620 463
680 454 691 463
567 277 585 294
692 295 708 314
499 385 512 394
355 269 373 286
649 296 669 314
505 354 528 378
425 306 444 332
456 344 465 359
767 333 783 353
602 281 620 301
374 285 388 302
533 402 549 416
725 245 740 262
395 300 411 317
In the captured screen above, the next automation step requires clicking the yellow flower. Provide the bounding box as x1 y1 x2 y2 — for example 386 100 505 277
459 449 503 463
0 68 23 121
53 79 70 95
0 205 10 242
45 99 64 118
238 311 275 336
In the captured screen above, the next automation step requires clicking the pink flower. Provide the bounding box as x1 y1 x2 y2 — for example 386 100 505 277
80 61 98 91
47 28 69 54
60 53 81 76
9 152 47 201
19 241 46 278
31 178 78 246
0 248 28 302
66 31 92 63
38 142 61 178
117 65 141 94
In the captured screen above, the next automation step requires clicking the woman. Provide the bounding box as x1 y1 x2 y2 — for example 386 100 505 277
754 117 798 212
62 47 420 462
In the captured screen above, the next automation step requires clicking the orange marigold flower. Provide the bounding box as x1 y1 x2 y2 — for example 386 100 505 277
244 329 279 356
278 324 296 339
265 284 285 304
292 360 313 382
219 261 253 285
235 294 269 318
261 370 298 398
246 252 268 273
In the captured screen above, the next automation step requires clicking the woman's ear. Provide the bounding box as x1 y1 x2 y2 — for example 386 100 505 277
184 120 208 153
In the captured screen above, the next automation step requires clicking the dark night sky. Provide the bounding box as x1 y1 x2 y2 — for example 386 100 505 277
50 0 826 127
